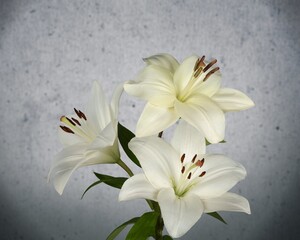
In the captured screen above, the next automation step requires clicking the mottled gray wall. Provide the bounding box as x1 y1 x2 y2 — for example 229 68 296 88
0 0 299 239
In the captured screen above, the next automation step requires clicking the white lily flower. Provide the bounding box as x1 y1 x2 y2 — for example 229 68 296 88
48 81 123 195
124 54 254 143
119 121 250 238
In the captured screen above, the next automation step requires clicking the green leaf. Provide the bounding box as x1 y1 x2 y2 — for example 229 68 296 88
81 180 102 199
205 139 226 145
207 212 227 224
163 236 173 240
106 217 140 240
94 172 127 189
118 122 141 167
126 212 160 240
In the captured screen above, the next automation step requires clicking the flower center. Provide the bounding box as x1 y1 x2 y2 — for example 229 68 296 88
178 56 219 102
174 153 206 197
60 108 96 142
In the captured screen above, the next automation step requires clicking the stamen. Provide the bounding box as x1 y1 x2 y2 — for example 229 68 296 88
71 117 81 126
187 172 192 179
181 154 186 163
203 59 217 73
66 117 75 126
79 110 87 120
74 108 87 120
199 171 206 177
194 56 205 71
193 56 206 78
181 166 185 174
60 125 74 134
203 67 220 82
191 154 197 163
74 108 81 118
196 158 205 167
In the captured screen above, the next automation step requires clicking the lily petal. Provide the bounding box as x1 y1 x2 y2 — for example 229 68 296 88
171 120 206 161
174 95 225 144
119 174 157 202
88 121 117 149
173 55 198 93
190 155 246 199
87 81 111 131
110 83 124 117
136 103 179 137
192 71 221 97
212 88 255 112
158 188 204 238
129 137 181 189
203 192 251 214
48 144 86 194
143 53 179 73
124 65 176 107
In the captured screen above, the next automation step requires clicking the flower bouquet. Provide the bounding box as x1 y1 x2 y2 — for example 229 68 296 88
48 54 254 239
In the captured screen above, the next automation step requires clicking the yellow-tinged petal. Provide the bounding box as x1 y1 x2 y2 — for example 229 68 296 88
173 55 198 94
143 53 180 73
124 65 176 107
135 103 179 137
174 95 225 144
212 88 255 112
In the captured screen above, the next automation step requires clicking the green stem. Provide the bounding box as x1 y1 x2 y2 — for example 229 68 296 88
117 159 134 177
153 202 164 240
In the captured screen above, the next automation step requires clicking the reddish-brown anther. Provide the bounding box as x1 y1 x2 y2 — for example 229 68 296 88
191 154 197 163
181 154 186 163
196 158 205 167
60 125 74 134
71 117 81 126
203 59 217 73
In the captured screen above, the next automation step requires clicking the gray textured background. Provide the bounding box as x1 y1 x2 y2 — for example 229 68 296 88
1 0 300 239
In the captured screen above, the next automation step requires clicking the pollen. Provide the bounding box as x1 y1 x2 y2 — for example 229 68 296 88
195 158 205 167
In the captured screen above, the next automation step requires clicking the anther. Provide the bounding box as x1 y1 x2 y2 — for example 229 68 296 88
196 158 205 167
71 117 81 126
203 67 220 82
74 108 87 120
181 154 186 163
203 59 217 73
79 110 87 120
199 171 206 177
191 154 197 163
194 56 205 71
60 125 74 134
74 108 81 118
187 172 192 179
181 166 185 174
66 117 75 126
